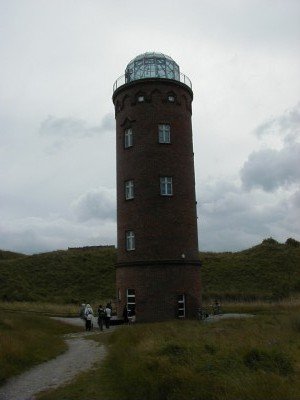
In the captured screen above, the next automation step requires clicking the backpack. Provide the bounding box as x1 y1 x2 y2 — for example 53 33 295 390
98 308 106 318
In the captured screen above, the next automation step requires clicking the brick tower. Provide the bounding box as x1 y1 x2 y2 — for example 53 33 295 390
112 52 201 322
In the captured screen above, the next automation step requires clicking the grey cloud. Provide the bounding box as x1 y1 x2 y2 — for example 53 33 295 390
71 187 116 222
40 116 86 137
39 112 114 138
0 216 116 255
99 113 114 131
291 190 300 209
254 103 300 144
240 143 300 191
197 180 299 252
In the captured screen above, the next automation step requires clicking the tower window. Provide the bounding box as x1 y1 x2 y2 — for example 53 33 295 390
125 180 134 200
124 128 133 148
160 177 173 196
158 124 170 143
137 95 145 102
177 294 185 318
126 231 135 251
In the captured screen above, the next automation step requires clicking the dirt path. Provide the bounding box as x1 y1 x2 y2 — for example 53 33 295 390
0 318 116 400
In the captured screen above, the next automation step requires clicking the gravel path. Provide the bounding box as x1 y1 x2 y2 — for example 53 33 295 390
204 313 255 323
0 318 116 400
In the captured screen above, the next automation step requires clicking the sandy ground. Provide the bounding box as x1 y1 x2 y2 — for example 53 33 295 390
0 318 116 400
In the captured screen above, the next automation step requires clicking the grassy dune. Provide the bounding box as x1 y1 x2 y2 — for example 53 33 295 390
0 250 25 260
0 301 80 316
0 312 81 384
201 240 300 301
37 302 300 400
0 247 116 303
0 239 299 304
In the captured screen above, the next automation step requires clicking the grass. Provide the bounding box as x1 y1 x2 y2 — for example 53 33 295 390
0 249 25 260
0 239 299 304
37 301 300 400
0 301 80 316
0 311 82 385
0 247 116 303
0 300 113 318
200 240 300 301
205 297 300 314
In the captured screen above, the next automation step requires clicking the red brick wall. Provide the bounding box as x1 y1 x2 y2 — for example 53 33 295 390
113 79 199 264
113 78 201 321
116 263 201 322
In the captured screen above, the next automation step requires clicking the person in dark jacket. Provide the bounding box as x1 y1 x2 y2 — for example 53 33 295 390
123 305 129 324
97 304 106 331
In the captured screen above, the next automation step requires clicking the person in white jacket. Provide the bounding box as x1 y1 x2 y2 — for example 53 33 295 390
84 304 94 331
105 304 112 329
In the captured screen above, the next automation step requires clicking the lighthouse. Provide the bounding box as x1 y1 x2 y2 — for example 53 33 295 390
112 52 201 322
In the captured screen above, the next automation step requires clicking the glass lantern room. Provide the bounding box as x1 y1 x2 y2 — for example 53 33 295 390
113 52 192 93
125 52 180 83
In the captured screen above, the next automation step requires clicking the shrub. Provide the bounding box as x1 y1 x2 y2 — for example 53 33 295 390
285 238 300 247
262 237 279 245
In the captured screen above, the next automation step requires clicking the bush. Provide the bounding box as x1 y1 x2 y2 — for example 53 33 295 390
262 237 279 245
285 238 300 247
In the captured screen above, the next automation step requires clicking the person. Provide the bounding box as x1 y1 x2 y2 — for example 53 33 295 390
86 311 93 331
84 304 94 331
97 304 106 331
128 309 136 325
213 299 221 315
84 304 94 317
105 303 112 329
123 305 129 324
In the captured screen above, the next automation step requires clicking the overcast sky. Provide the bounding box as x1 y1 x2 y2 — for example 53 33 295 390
0 0 299 254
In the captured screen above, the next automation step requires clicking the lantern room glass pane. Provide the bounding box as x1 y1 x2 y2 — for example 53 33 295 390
125 52 180 83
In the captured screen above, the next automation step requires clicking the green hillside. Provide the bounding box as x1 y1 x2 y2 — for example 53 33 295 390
0 239 299 304
201 238 300 301
0 247 116 303
0 250 26 260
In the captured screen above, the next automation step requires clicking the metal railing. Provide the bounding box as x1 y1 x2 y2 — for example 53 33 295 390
113 72 192 93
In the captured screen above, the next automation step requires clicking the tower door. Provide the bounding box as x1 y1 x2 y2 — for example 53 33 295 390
177 294 185 318
127 289 136 315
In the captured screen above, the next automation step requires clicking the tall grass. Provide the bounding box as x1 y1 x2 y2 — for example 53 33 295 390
37 302 300 400
0 300 113 317
207 297 300 314
0 312 81 384
0 301 79 316
0 247 116 303
1 241 299 304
